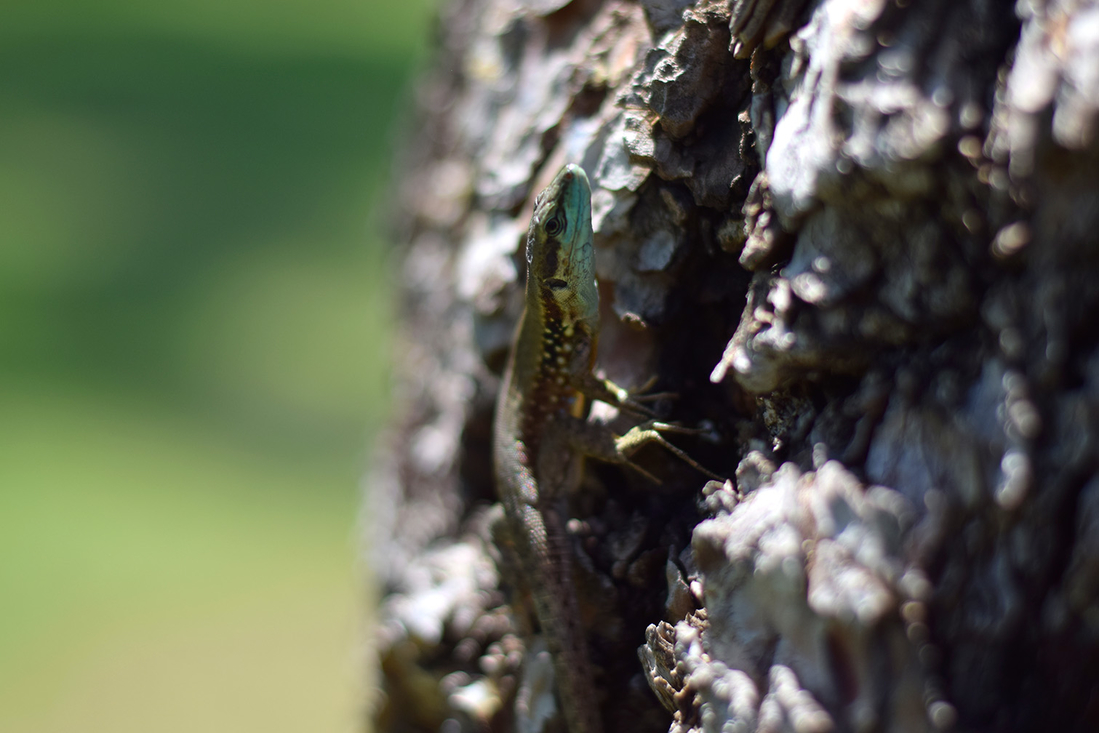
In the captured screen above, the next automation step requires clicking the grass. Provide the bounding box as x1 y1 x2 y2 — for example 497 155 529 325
0 383 364 731
0 2 433 730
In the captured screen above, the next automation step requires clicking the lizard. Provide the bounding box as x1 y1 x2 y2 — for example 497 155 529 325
493 163 715 733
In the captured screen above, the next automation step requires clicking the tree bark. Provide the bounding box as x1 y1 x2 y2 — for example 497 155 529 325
370 1 1099 731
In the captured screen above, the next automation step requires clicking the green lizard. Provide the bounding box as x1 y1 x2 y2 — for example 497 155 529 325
493 164 714 733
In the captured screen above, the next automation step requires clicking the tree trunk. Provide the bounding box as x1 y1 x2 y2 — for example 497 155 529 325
369 0 1099 731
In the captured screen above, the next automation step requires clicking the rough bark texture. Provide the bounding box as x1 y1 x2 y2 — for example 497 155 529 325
370 1 1099 731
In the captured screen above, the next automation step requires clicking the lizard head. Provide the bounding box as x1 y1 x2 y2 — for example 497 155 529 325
525 164 599 330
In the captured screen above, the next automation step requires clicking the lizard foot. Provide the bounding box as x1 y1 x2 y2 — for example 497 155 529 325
616 421 724 482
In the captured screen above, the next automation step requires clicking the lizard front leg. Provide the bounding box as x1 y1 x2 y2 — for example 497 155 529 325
573 373 663 420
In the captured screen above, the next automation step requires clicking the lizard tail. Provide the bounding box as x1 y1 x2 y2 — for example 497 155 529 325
520 504 604 733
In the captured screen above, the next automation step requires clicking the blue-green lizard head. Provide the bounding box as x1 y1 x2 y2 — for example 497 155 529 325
525 164 598 327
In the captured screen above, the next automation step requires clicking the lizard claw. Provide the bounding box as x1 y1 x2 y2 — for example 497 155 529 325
628 391 677 403
622 376 677 405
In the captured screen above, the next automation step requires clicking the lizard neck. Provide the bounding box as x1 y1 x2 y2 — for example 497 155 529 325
510 284 597 443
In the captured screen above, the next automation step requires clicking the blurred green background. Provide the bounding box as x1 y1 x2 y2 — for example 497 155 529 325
0 1 434 730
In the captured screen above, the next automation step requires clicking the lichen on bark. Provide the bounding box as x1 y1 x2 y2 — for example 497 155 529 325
370 1 1099 731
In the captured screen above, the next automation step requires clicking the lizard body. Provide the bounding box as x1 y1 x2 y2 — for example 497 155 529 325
493 164 700 733
493 164 604 733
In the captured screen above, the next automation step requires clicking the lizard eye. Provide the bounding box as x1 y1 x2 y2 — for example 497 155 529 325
544 216 563 237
